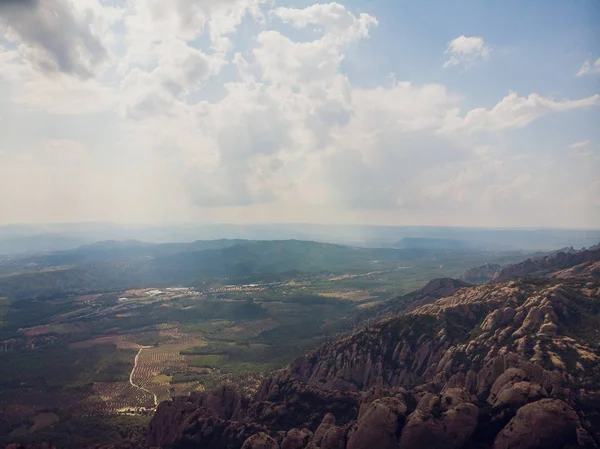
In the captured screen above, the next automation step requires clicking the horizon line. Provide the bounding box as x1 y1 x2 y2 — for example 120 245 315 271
1 221 600 232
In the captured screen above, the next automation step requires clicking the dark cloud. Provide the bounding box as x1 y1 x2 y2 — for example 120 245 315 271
0 0 39 9
0 0 107 78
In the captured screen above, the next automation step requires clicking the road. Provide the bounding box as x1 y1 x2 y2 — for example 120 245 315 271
129 346 158 407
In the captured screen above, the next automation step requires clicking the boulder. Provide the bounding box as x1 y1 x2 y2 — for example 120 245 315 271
305 413 349 449
492 399 580 449
242 432 280 449
312 414 337 447
399 389 478 449
487 368 527 405
281 428 313 449
320 425 346 449
538 322 558 337
347 395 407 449
492 381 547 408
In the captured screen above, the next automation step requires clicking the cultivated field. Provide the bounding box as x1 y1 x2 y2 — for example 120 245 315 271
84 381 155 413
319 290 376 301
130 340 206 404
69 335 141 350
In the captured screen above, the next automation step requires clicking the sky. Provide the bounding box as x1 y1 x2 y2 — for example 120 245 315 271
0 0 599 228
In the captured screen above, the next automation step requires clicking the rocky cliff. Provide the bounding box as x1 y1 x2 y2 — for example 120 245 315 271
364 277 471 319
461 263 502 284
147 247 600 449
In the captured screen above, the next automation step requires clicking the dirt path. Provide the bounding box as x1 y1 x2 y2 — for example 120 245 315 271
129 346 158 406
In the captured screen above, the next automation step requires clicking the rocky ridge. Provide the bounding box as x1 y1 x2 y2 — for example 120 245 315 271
460 263 502 284
492 246 600 282
364 277 471 319
147 246 600 449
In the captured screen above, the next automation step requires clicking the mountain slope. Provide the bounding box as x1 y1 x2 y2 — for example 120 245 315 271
365 277 471 319
460 263 502 283
146 246 600 449
492 245 600 282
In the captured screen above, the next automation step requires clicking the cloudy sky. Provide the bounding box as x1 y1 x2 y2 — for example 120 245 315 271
0 0 599 228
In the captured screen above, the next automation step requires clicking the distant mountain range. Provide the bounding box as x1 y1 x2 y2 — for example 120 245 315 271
2 223 600 254
0 239 470 300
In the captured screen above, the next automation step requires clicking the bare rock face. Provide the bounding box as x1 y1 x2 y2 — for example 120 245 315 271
357 386 406 419
404 278 471 312
304 413 351 449
146 385 248 447
493 246 600 281
486 368 547 408
461 263 502 283
319 424 346 449
398 388 478 449
368 278 471 319
309 414 338 448
347 395 407 449
493 399 580 449
481 307 516 331
241 432 279 449
488 368 527 402
281 428 313 449
252 376 358 430
492 381 547 408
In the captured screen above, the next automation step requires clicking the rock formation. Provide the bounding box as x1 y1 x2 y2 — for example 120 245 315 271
366 277 471 318
461 263 502 283
492 246 600 282
147 245 600 449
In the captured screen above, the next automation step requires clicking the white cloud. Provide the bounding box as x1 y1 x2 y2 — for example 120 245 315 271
576 58 600 76
272 3 377 43
119 39 226 120
0 58 116 114
122 0 266 58
569 140 599 162
0 1 598 227
443 35 490 69
569 140 590 149
439 92 600 133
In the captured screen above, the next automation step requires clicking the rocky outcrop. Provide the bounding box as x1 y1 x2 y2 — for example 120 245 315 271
366 277 471 319
492 399 580 449
251 375 359 430
306 414 348 449
461 263 502 283
280 428 312 449
146 386 260 448
487 368 547 408
493 246 600 282
404 278 472 312
241 433 279 449
347 394 407 449
398 388 478 449
146 246 600 449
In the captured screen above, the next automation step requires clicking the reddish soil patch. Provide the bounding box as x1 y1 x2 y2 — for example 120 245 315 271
31 412 59 432
24 326 52 337
124 288 153 296
76 294 103 303
69 335 141 350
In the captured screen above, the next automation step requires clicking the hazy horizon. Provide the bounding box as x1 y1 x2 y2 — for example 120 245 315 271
2 221 600 231
2 221 600 255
